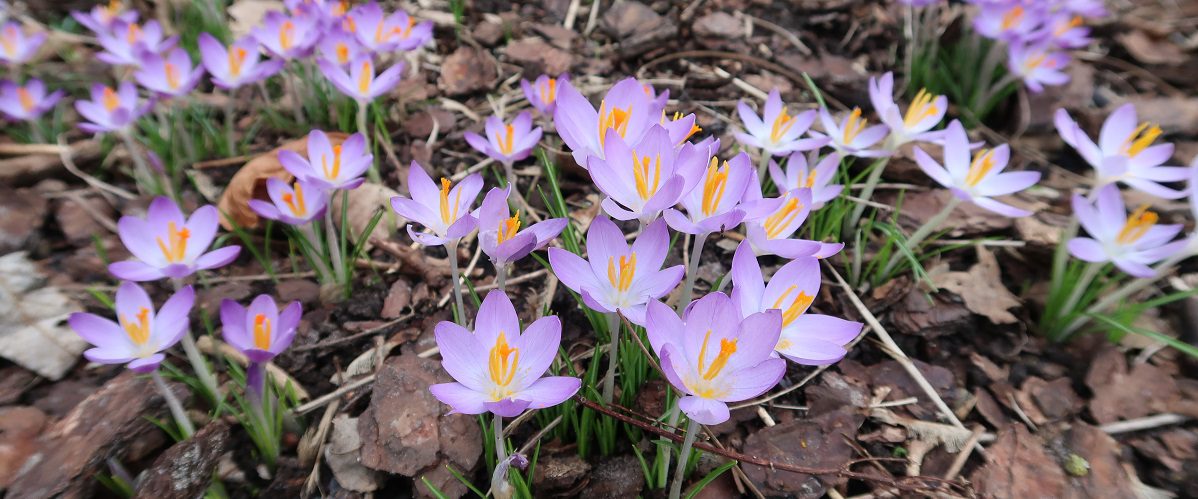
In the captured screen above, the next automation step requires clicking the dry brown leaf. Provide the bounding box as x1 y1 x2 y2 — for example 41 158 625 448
1117 31 1187 66
931 246 1021 324
217 133 348 231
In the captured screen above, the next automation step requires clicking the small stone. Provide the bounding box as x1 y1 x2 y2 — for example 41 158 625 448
602 1 667 40
276 279 321 305
55 196 112 245
693 12 741 39
504 38 573 76
0 187 47 254
580 455 643 498
402 108 458 139
438 47 498 96
472 21 504 46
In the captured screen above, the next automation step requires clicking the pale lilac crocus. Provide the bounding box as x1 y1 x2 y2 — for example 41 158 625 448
316 27 366 67
477 187 567 269
973 2 1043 42
730 242 862 365
1007 40 1070 93
768 152 844 209
109 196 242 281
868 72 947 148
71 1 139 35
743 187 843 259
248 177 330 226
914 120 1040 217
347 3 432 52
69 281 195 373
278 130 373 190
1041 12 1090 49
547 217 683 325
389 162 483 246
1054 104 1189 199
0 21 44 65
75 82 151 134
1068 184 1186 278
553 77 671 167
0 79 63 121
96 20 175 67
429 290 580 417
664 152 758 235
813 107 890 158
588 125 708 224
733 89 826 156
645 292 785 425
254 11 320 60
220 294 300 400
198 33 284 89
521 74 570 116
134 47 205 99
464 112 543 167
317 54 403 103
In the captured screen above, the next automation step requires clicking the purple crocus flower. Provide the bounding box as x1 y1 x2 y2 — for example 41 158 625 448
109 196 242 281
429 290 581 417
71 1 139 35
0 21 45 65
743 187 843 259
914 120 1040 217
248 177 330 226
547 217 684 325
278 130 373 190
553 77 672 167
1054 104 1189 199
477 187 567 267
134 47 205 99
1068 184 1186 278
1007 40 1070 93
389 162 483 247
813 107 890 158
75 82 151 134
347 3 432 52
663 152 758 235
730 243 862 365
521 74 570 116
253 11 320 60
769 152 844 209
220 294 301 364
868 72 947 147
96 20 175 67
464 112 543 167
644 292 786 425
588 125 708 224
0 79 63 121
1040 12 1090 49
318 54 403 103
733 89 826 157
973 2 1043 42
198 33 284 89
69 281 194 373
316 27 366 67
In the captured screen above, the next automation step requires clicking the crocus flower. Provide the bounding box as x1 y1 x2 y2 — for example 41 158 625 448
389 162 483 246
730 243 862 365
198 33 284 89
547 217 684 325
521 74 570 116
768 152 844 209
733 89 826 156
553 77 671 167
1068 184 1186 277
868 72 947 148
1007 40 1070 93
0 21 44 65
278 130 373 190
71 1 139 35
253 11 320 60
644 292 786 424
813 107 890 158
220 294 301 364
429 291 581 417
1061 0 1106 18
663 152 758 235
914 120 1040 217
69 281 194 373
318 54 403 103
588 125 707 223
477 187 567 267
464 112 543 167
75 82 151 134
973 2 1043 42
109 196 242 281
134 47 205 99
0 79 63 121
1054 104 1189 199
96 20 175 67
1041 12 1090 49
743 187 843 259
348 3 432 52
316 27 366 67
248 177 330 226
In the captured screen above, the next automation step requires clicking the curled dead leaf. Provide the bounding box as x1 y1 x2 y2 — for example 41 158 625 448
217 133 348 231
931 246 1022 325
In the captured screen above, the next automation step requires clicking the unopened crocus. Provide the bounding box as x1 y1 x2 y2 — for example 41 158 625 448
0 79 62 121
547 217 683 325
389 162 483 247
553 77 671 167
70 281 195 372
348 3 432 52
220 294 300 397
768 151 844 209
109 196 242 281
521 74 570 116
316 27 366 67
730 243 862 365
0 21 44 65
198 33 284 89
464 112 543 169
914 120 1039 217
75 81 151 134
1068 184 1186 277
868 72 947 148
254 11 320 60
588 125 708 224
96 20 175 67
813 107 890 158
733 89 826 157
248 177 330 226
278 130 373 191
318 54 403 103
1054 104 1189 199
743 187 843 259
71 0 138 35
134 47 205 99
477 186 567 272
429 291 581 416
1007 40 1070 93
973 2 1043 42
664 152 759 235
645 292 786 425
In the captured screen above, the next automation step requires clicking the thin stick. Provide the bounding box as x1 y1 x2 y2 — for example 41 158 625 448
152 369 196 438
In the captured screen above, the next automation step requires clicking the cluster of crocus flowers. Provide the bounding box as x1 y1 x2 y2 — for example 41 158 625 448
110 196 242 281
1068 185 1186 278
198 33 284 89
1054 103 1189 199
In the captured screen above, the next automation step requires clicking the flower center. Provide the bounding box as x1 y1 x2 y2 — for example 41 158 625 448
0 26 16 57
771 285 814 327
498 124 515 155
16 87 34 112
964 148 997 187
841 107 868 145
102 86 121 111
903 88 939 128
696 330 737 381
439 177 463 225
336 43 350 64
487 331 520 401
1121 122 1162 158
122 307 152 345
357 60 372 94
541 78 557 104
803 169 818 189
155 221 191 263
597 100 631 147
332 0 348 17
126 23 141 44
391 16 416 39
770 106 798 144
1116 204 1158 245
1000 5 1024 31
281 181 308 217
497 215 521 244
1055 16 1083 36
229 47 247 77
279 20 294 51
321 145 343 180
373 18 387 43
253 313 272 350
631 149 661 201
1023 52 1051 72
606 253 637 293
763 196 803 239
701 157 728 217
164 61 180 90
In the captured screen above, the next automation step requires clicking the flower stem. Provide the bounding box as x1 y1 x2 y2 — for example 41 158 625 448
1060 247 1193 339
668 418 700 499
756 150 771 182
175 103 198 164
845 157 892 238
493 414 507 464
446 240 466 325
496 263 507 293
879 196 961 277
118 129 158 197
676 233 708 313
152 369 195 439
224 89 237 156
601 312 621 404
284 66 305 124
971 40 1008 111
323 192 346 291
298 223 335 284
657 399 682 489
357 100 381 184
1056 261 1102 329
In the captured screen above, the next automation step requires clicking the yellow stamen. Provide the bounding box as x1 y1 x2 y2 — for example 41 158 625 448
126 23 141 44
332 0 348 17
373 18 386 43
1055 16 1083 36
228 47 247 77
631 149 662 201
335 42 350 64
487 331 519 400
606 253 637 292
16 87 34 112
279 20 294 51
841 107 867 145
1122 122 1162 158
964 148 997 187
498 124 515 155
155 221 190 263
0 26 16 57
497 215 521 244
763 196 804 239
903 88 940 128
674 111 702 142
357 60 372 94
343 16 357 32
770 107 798 144
803 169 818 188
597 100 631 147
701 157 729 217
541 78 558 104
695 330 738 381
1116 204 1158 245
253 313 272 350
122 307 152 345
1024 52 1047 71
439 177 463 225
102 86 121 111
770 285 815 327
282 181 308 217
164 61 180 90
321 145 343 180
1001 5 1024 30
391 16 416 39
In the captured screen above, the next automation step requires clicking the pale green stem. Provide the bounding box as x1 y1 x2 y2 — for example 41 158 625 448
323 192 345 289
971 40 1008 111
879 196 961 277
601 312 621 404
170 278 221 402
845 157 892 237
1057 261 1103 323
1060 245 1195 339
151 370 195 438
175 103 197 163
657 400 682 489
356 100 381 184
494 415 507 464
284 67 305 123
756 150 772 182
298 223 334 284
118 129 157 196
225 88 237 155
668 418 700 499
447 240 466 325
496 263 507 293
676 233 708 313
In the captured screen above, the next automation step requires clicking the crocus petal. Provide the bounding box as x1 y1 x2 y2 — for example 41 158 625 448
475 290 519 349
435 321 488 391
1067 237 1108 262
517 316 562 378
108 261 167 281
195 245 241 270
519 376 581 410
548 248 601 294
645 299 683 356
429 382 488 415
127 353 166 373
678 396 731 425
69 313 129 350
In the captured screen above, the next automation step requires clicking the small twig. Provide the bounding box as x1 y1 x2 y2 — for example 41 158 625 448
1099 413 1189 435
293 375 375 415
290 313 416 353
942 426 985 481
57 135 136 201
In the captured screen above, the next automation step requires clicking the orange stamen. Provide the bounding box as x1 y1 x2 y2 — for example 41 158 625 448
253 313 272 350
606 253 637 292
1116 204 1158 245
